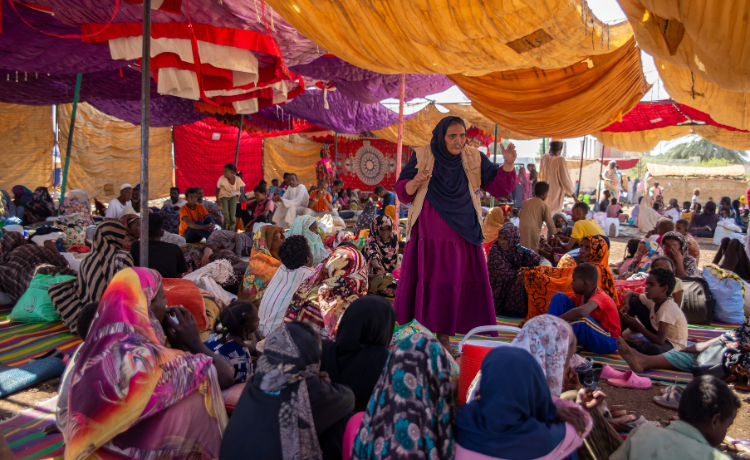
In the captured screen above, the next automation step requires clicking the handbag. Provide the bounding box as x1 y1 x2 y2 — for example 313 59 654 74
691 339 730 379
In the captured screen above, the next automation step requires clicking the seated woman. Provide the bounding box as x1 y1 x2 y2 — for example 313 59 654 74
61 267 234 460
616 239 659 280
353 200 377 238
0 232 75 303
455 347 592 460
320 296 396 412
285 246 368 340
49 221 134 335
688 201 720 238
488 223 547 318
362 215 398 296
60 189 95 226
481 207 505 256
120 212 141 252
290 214 329 267
351 333 454 460
552 212 572 238
523 235 617 321
637 196 661 233
11 185 33 221
613 238 640 276
204 300 259 384
606 197 630 223
239 226 284 302
23 187 56 225
220 322 355 460
239 185 274 230
615 255 684 308
206 229 253 257
660 231 699 277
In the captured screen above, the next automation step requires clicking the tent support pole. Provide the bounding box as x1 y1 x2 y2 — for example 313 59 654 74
58 73 82 215
139 0 152 268
394 74 405 224
334 132 338 171
491 124 499 208
234 115 243 167
596 143 605 206
578 137 586 197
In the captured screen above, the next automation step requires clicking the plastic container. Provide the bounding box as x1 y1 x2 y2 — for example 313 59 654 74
457 325 521 404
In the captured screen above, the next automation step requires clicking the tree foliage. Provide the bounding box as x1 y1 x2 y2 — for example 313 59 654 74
662 138 748 165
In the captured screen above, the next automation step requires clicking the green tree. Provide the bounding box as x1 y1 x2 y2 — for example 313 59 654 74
663 138 748 165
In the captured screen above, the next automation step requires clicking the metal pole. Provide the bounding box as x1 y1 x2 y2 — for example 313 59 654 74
58 74 82 214
139 0 152 268
491 124 499 208
577 137 586 197
334 132 338 174
394 74 405 222
234 115 243 167
596 143 605 207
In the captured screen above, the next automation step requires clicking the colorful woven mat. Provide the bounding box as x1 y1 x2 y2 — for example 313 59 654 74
1 396 63 460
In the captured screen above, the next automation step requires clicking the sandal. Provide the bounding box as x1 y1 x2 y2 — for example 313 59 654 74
608 370 652 389
653 386 682 410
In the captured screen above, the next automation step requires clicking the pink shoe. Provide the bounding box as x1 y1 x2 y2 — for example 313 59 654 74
600 364 626 381
607 370 652 389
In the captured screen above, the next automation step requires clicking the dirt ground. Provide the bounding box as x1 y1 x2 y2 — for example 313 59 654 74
0 378 59 422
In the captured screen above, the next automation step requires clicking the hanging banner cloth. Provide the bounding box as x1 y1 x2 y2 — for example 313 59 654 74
447 38 648 139
174 118 263 193
592 101 750 152
265 0 633 75
263 134 324 187
617 0 750 93
0 103 54 192
57 103 173 201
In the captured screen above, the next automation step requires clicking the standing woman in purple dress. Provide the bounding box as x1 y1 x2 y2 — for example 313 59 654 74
394 116 517 350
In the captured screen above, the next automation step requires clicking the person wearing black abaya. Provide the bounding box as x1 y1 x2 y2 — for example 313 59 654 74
220 322 354 460
320 296 396 412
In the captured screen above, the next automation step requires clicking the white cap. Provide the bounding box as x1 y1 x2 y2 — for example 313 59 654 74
120 183 133 191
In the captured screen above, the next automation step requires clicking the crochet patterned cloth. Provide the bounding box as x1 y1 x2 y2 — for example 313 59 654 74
183 259 236 285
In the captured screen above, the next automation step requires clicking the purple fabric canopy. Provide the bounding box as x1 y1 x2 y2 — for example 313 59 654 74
291 56 452 104
258 90 415 134
15 0 324 67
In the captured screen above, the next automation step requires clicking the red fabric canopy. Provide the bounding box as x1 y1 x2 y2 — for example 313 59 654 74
174 118 263 195
602 100 750 133
597 158 640 170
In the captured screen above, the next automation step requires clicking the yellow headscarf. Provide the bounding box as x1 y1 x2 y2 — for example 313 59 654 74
482 207 505 245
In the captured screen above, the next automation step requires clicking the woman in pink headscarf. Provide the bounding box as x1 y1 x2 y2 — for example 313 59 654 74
519 165 533 201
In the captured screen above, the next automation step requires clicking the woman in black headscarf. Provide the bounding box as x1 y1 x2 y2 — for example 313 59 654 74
688 201 721 238
320 296 396 412
220 322 354 460
394 116 517 350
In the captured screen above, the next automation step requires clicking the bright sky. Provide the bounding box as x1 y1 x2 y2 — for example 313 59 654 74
381 0 687 159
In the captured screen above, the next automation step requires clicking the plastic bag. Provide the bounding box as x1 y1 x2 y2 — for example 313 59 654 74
9 273 76 323
703 264 747 324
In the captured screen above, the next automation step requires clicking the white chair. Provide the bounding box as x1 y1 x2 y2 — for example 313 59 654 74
605 218 620 237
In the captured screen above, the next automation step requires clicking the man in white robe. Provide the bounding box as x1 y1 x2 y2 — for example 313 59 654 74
272 173 310 228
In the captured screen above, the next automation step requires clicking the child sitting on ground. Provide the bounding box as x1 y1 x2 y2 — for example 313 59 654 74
611 375 739 460
619 267 687 355
646 217 675 244
204 300 259 384
614 238 640 275
552 202 605 253
548 263 621 354
650 256 684 306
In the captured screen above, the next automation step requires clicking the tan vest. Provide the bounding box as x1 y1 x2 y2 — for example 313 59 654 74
405 144 484 240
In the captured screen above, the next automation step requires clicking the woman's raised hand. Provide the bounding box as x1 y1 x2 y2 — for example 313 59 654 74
502 144 517 170
414 170 432 185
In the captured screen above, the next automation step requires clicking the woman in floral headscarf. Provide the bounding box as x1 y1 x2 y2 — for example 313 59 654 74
240 226 285 302
488 223 545 318
289 214 329 266
60 189 95 226
23 187 55 224
351 333 455 460
617 239 660 280
362 214 399 296
661 231 699 277
354 200 377 238
62 267 228 460
316 146 336 185
285 246 368 340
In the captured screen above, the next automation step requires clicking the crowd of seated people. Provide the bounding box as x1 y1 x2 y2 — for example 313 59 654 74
4 176 750 460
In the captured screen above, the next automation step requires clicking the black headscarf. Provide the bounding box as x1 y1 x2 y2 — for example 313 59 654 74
321 296 396 412
690 200 720 230
221 322 354 460
398 116 499 245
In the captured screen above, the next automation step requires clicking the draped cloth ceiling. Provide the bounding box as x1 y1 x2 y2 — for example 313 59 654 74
265 0 633 75
57 103 173 201
448 38 648 139
592 101 750 152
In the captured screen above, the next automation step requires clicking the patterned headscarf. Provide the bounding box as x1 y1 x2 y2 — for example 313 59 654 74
351 333 455 460
0 190 17 219
285 246 368 339
11 185 33 207
0 231 24 265
242 226 284 301
661 231 699 277
583 235 617 300
24 187 56 224
354 201 378 237
289 215 329 266
622 239 660 278
362 214 399 273
511 315 575 396
65 267 226 460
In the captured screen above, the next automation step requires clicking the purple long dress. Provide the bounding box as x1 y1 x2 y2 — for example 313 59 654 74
394 170 517 335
